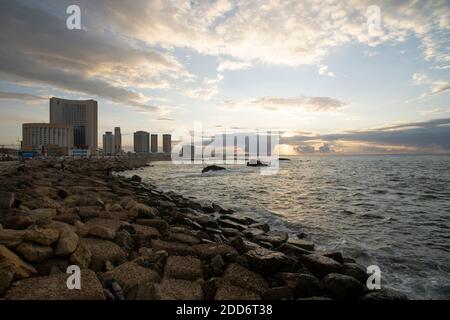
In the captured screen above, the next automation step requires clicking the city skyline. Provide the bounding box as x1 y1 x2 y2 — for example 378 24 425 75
0 0 449 154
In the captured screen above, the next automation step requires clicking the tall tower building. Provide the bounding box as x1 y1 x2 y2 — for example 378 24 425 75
151 134 158 153
134 131 150 154
49 97 98 153
114 127 122 154
162 134 171 153
102 131 114 156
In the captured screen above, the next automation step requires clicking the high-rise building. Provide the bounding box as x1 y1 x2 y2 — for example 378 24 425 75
22 123 73 155
103 131 114 156
134 131 149 154
49 97 98 154
162 134 171 153
151 134 158 153
114 127 122 154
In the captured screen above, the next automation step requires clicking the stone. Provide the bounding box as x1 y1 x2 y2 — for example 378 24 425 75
215 284 261 300
53 212 80 225
129 224 161 248
319 250 344 264
253 230 288 247
220 215 254 225
23 228 59 246
294 273 323 298
201 165 225 173
300 254 344 279
0 228 25 247
277 243 312 258
0 244 37 279
136 203 157 218
0 211 36 230
323 273 366 299
16 242 53 263
193 243 238 260
130 175 142 182
114 230 135 253
261 286 293 300
135 218 169 234
69 243 92 269
170 232 201 245
0 263 14 295
152 239 196 256
222 263 269 295
164 255 203 281
31 208 57 220
287 238 315 251
343 263 369 283
211 254 225 274
0 191 15 209
245 247 293 275
358 288 408 300
33 258 69 276
3 269 105 300
85 218 122 240
151 278 204 300
80 238 127 272
78 206 100 221
54 228 79 256
217 218 246 231
103 262 160 298
248 222 270 232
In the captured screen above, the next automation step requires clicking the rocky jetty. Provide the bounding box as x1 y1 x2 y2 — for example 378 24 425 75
0 158 407 300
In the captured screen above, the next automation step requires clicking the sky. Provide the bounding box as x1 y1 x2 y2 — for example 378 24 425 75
0 0 449 154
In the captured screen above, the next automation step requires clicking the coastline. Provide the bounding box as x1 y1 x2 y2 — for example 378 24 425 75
0 158 408 300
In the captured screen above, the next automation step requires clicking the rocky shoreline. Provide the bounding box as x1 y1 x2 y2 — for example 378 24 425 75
0 158 408 300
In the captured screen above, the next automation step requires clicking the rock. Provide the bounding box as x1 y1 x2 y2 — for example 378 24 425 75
0 228 25 247
170 232 201 245
262 286 293 300
31 208 57 220
114 230 135 253
299 254 344 278
136 203 157 218
211 254 225 274
318 250 344 264
78 206 100 221
0 263 14 295
85 218 122 240
245 247 293 275
33 258 69 276
80 238 127 272
215 284 261 300
151 239 196 256
164 255 203 281
217 218 246 231
243 228 265 238
277 243 312 258
16 242 53 263
130 175 142 182
54 228 79 257
293 273 323 298
201 165 225 173
248 222 270 232
253 230 288 247
287 238 315 251
135 218 169 234
23 228 59 246
342 263 369 283
3 269 105 300
275 272 301 289
53 212 81 225
103 262 160 299
128 224 161 248
0 244 37 279
220 215 254 226
0 191 15 209
193 243 238 260
323 273 366 299
222 263 269 295
359 288 408 300
0 211 36 229
150 278 204 300
69 243 92 269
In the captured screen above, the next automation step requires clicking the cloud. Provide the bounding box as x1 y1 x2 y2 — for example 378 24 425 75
225 96 347 111
0 91 47 103
412 73 429 85
157 117 175 121
318 65 335 77
217 59 252 72
428 81 450 96
282 118 450 152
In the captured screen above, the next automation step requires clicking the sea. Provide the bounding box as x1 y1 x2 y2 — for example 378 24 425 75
122 154 450 299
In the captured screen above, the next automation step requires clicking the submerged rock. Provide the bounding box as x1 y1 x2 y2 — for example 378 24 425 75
201 165 226 173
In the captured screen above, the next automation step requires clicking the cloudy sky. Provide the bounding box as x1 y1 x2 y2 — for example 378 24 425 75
0 0 449 154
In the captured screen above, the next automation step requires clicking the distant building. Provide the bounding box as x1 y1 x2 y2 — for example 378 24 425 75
103 131 114 156
22 123 73 156
49 97 98 154
114 127 122 154
134 131 149 154
163 134 171 153
69 149 91 158
151 134 158 153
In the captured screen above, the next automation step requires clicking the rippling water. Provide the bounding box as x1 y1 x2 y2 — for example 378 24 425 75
123 155 450 299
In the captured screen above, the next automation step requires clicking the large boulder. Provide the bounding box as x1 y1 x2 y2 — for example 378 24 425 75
146 278 204 300
299 254 344 278
136 203 158 219
0 228 25 247
253 231 288 247
0 263 14 295
23 228 59 246
54 228 79 257
359 287 408 300
128 224 161 248
80 238 127 272
0 244 36 279
215 284 261 300
85 218 122 240
164 255 203 281
287 238 315 251
15 242 53 263
151 239 196 256
69 243 92 269
323 273 366 299
193 243 238 260
103 262 160 299
135 218 169 234
244 247 293 275
293 273 323 298
222 263 269 295
3 269 105 300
